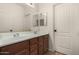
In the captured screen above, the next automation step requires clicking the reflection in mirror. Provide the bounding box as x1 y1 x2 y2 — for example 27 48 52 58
33 12 48 27
33 14 39 27
0 3 37 33
39 12 47 26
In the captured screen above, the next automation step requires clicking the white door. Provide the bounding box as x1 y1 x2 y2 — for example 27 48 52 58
55 4 79 55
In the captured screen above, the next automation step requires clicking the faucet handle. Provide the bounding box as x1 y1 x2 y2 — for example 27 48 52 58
10 29 13 32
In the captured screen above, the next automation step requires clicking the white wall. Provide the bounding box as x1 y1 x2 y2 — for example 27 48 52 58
38 3 55 51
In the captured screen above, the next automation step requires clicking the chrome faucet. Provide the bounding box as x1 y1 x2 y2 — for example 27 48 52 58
13 33 19 37
34 31 38 34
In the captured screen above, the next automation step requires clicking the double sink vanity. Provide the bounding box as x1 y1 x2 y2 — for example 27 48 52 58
0 31 49 55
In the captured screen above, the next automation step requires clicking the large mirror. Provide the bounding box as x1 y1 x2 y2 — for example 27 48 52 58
0 3 38 33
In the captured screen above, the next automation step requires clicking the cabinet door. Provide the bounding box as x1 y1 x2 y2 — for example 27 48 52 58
16 49 29 55
38 36 44 55
30 44 38 55
30 38 38 55
16 49 26 55
0 40 29 55
43 35 49 53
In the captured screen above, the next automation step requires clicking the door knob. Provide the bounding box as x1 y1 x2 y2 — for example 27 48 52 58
54 29 57 32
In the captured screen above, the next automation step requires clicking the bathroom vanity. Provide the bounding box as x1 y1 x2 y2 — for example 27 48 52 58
0 3 49 55
0 32 49 55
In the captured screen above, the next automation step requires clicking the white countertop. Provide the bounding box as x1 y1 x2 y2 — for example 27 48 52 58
0 31 49 47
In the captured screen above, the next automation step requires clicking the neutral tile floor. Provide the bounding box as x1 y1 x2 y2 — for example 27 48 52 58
44 51 65 55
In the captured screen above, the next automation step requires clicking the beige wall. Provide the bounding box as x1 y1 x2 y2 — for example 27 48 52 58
23 3 38 31
38 3 55 51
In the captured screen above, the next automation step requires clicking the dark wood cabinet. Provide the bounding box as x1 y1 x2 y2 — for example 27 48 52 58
30 38 38 55
38 34 49 55
0 40 29 55
0 34 49 55
38 36 44 55
16 49 28 55
43 35 49 53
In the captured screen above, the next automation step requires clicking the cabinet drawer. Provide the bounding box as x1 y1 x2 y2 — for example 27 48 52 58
0 40 29 54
